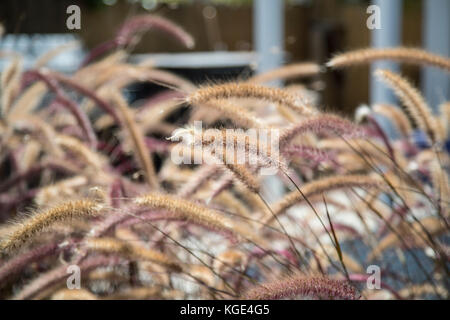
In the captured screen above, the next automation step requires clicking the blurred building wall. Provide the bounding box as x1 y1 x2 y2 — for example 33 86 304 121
0 0 426 114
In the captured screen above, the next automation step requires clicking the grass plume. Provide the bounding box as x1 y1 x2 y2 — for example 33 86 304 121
327 47 450 72
0 199 103 253
244 274 359 300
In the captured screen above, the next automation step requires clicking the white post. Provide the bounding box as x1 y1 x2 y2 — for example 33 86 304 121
253 0 284 75
422 0 450 112
370 0 403 105
253 0 285 201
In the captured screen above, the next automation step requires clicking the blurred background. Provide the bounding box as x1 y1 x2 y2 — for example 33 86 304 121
0 0 448 114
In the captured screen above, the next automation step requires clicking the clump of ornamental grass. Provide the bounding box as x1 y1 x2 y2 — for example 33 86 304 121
0 16 448 301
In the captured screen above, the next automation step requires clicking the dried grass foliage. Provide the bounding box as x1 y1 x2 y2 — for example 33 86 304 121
0 18 448 301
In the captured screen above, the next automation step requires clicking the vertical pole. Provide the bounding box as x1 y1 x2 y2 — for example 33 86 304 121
370 0 403 105
253 0 285 201
253 0 284 75
422 0 450 112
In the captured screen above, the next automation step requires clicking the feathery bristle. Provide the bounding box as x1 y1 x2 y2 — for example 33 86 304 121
134 193 239 239
327 47 450 72
187 83 316 116
111 90 159 189
248 62 321 84
375 69 445 144
279 113 365 148
373 103 413 137
0 200 103 253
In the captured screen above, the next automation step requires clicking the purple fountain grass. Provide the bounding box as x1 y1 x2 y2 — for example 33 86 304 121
13 255 125 300
0 160 75 193
22 70 98 148
0 242 60 287
327 47 450 72
282 144 336 165
49 71 122 124
0 15 447 300
279 113 367 149
82 14 194 66
244 274 359 300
